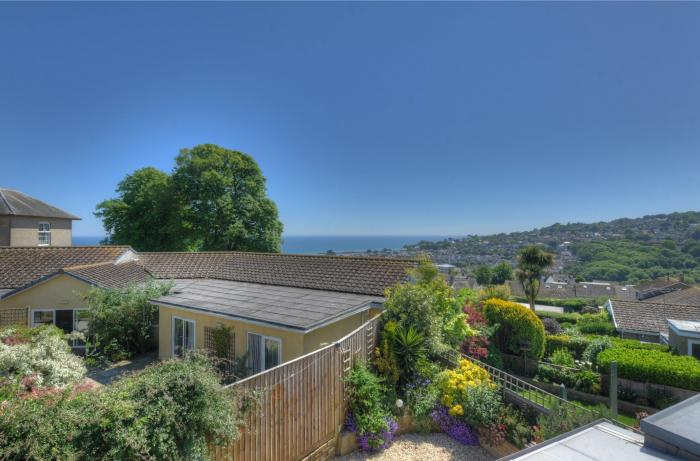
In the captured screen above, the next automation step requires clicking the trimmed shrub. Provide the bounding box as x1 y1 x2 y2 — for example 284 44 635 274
536 311 581 325
577 320 616 336
598 348 700 391
609 337 670 352
483 298 545 359
545 335 591 359
582 337 612 366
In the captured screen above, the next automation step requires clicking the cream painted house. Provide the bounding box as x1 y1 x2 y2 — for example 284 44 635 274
0 247 413 369
0 188 81 246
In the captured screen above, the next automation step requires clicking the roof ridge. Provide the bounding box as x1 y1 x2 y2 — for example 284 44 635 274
0 189 14 215
139 250 417 263
614 299 700 309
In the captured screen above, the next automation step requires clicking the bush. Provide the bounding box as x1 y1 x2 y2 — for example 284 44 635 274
598 348 700 391
345 363 396 451
534 401 597 441
536 364 601 394
577 312 616 336
0 326 86 392
483 298 545 359
436 359 501 427
550 349 575 367
542 318 563 335
545 335 591 359
582 337 612 366
84 281 172 360
0 354 251 460
609 337 669 352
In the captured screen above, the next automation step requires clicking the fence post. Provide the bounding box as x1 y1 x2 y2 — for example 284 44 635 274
609 361 618 419
560 383 567 401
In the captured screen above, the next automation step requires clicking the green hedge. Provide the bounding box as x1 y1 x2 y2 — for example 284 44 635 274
483 298 545 359
537 312 582 324
545 335 591 359
609 337 670 352
577 320 616 336
598 348 700 391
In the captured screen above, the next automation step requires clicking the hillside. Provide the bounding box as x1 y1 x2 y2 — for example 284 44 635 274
399 211 700 283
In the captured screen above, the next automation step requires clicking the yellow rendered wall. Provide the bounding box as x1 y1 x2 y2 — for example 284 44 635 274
9 217 73 246
0 273 90 311
157 304 306 361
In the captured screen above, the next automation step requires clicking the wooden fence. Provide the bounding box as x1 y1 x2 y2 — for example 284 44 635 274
212 314 381 461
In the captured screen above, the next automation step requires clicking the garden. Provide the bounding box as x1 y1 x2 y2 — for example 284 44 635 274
339 260 603 457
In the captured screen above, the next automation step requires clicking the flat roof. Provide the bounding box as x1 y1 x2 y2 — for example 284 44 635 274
152 278 382 332
668 319 700 335
504 421 682 461
641 394 700 459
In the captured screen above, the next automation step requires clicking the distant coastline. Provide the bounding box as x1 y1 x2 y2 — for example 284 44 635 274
71 235 450 255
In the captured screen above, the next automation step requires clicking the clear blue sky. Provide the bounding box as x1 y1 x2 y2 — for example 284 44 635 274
1 2 699 237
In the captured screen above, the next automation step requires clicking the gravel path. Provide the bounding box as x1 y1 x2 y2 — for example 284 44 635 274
335 433 496 461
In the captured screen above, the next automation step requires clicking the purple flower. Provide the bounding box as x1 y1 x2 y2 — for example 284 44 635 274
431 405 479 445
345 412 398 452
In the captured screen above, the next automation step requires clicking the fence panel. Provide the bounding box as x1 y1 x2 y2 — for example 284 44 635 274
213 314 382 461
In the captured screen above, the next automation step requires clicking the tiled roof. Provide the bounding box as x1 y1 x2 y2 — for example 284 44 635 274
156 279 382 331
140 252 415 296
643 286 700 306
1 248 415 297
0 188 80 220
636 277 689 293
0 246 133 289
63 260 151 289
608 299 700 335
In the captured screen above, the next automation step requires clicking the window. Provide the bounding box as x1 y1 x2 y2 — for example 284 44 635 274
172 317 195 357
32 310 54 326
690 340 700 360
247 333 281 374
30 309 88 349
38 222 51 246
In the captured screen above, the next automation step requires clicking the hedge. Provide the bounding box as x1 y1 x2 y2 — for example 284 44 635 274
577 320 616 336
483 298 545 359
536 311 582 325
609 337 669 352
545 335 591 359
598 348 700 391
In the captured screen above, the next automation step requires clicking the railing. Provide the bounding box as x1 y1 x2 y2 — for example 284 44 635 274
461 353 639 433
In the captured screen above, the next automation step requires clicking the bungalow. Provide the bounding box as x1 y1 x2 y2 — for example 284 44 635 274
604 298 700 344
0 246 415 369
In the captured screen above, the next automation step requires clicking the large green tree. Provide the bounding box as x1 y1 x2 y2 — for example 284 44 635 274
516 245 554 310
96 144 283 252
490 261 514 285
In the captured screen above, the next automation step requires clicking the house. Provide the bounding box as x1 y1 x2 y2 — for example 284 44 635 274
605 298 700 343
644 286 700 306
0 188 81 246
635 276 690 300
667 319 700 359
0 247 415 369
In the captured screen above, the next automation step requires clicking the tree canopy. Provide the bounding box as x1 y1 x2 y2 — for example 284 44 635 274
96 144 283 252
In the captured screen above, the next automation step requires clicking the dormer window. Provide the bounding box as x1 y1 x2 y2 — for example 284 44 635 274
38 222 51 246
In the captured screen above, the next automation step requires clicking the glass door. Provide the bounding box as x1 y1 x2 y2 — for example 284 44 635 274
172 317 195 357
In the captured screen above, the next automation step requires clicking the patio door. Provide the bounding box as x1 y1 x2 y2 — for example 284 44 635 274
247 333 281 374
172 317 195 357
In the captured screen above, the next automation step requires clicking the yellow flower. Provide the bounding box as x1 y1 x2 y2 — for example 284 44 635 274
449 404 464 416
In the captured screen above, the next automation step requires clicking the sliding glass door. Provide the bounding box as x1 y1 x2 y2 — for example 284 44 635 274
247 333 281 374
172 317 195 357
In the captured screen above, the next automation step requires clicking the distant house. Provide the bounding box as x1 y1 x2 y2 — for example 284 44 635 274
635 276 690 300
0 247 415 369
605 298 700 343
0 188 80 246
644 286 700 306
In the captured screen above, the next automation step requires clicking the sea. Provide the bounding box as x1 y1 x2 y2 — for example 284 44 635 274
72 235 448 254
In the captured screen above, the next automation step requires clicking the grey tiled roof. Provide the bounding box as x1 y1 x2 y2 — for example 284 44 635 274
0 246 134 289
155 279 382 331
608 299 700 335
63 261 151 289
643 287 700 306
0 188 80 219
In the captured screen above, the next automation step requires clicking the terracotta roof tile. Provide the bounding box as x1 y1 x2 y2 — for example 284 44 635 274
63 260 151 289
0 246 133 289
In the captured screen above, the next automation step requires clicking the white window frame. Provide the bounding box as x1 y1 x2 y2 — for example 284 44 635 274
689 339 700 358
38 222 51 246
247 332 282 373
30 308 88 349
172 315 196 358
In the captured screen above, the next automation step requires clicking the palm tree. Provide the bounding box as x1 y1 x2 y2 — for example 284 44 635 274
516 245 554 310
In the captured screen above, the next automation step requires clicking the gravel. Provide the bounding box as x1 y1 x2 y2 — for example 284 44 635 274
335 433 496 461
